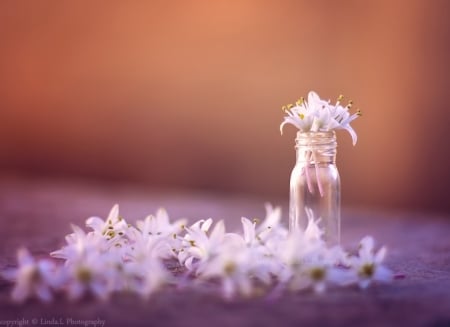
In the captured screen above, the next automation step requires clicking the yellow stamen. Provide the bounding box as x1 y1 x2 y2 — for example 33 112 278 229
310 267 326 281
299 113 305 120
359 263 374 277
77 267 92 283
224 262 236 275
295 97 305 106
29 267 41 283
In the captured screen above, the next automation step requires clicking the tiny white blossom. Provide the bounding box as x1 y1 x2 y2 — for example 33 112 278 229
136 208 186 238
50 224 108 263
63 250 114 301
179 219 232 271
4 248 59 303
116 231 170 298
134 258 169 299
135 208 186 259
350 236 393 289
258 204 287 240
241 204 287 252
280 230 354 293
199 243 255 299
85 204 130 242
50 225 117 300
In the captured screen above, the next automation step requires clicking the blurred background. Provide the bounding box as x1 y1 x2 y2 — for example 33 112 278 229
0 0 449 214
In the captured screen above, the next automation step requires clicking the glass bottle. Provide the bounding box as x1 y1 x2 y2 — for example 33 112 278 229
289 131 341 245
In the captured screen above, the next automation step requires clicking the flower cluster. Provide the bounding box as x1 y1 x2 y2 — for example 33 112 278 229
3 205 392 303
280 91 361 145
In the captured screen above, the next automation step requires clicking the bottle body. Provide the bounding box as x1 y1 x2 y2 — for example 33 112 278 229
289 131 341 245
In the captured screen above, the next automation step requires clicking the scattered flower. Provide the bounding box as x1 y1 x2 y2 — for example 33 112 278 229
3 205 394 302
3 248 59 303
86 204 130 241
350 236 393 288
199 242 255 299
63 250 112 301
135 208 186 259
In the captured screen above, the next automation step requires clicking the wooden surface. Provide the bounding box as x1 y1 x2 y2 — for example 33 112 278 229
0 177 450 327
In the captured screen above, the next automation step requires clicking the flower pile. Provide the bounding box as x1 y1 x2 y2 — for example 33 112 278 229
280 91 361 145
3 204 393 303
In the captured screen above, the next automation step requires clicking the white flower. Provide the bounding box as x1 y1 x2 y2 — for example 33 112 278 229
178 219 233 271
239 218 285 280
241 217 258 247
85 204 130 242
51 225 119 300
246 204 287 244
178 218 213 267
133 258 169 299
350 236 393 289
50 224 109 263
241 204 287 256
87 205 142 259
100 242 169 297
198 243 255 299
5 204 394 303
4 248 59 303
238 217 282 283
136 208 186 238
111 238 169 298
63 250 115 301
280 230 353 293
135 208 186 259
125 228 163 261
280 91 360 145
289 259 330 293
329 100 360 145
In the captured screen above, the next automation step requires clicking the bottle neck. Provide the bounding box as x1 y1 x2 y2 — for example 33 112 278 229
295 131 337 164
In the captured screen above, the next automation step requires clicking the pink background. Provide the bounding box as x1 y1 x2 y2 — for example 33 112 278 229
1 1 449 213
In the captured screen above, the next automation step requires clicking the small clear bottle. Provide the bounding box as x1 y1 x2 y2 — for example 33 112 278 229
289 131 341 245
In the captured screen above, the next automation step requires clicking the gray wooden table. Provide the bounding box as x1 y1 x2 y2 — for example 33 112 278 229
0 177 449 327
